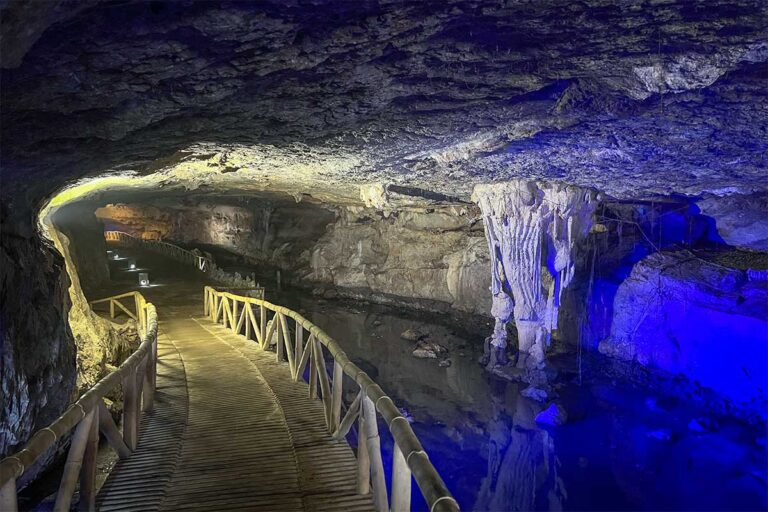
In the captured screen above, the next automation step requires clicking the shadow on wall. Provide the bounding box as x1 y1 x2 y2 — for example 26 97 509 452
571 198 767 420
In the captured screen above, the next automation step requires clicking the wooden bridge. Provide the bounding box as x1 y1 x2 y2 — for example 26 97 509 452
0 237 459 511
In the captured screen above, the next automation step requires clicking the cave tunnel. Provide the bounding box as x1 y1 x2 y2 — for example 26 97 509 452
1 1 767 511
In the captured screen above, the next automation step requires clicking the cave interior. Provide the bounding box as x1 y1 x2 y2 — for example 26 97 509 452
0 1 767 511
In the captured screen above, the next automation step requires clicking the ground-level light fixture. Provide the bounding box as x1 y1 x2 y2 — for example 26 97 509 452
129 259 137 269
113 253 120 260
139 273 150 287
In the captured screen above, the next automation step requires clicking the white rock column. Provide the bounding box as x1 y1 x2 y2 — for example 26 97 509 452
473 180 600 367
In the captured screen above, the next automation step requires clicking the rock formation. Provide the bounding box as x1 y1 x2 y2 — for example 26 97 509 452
473 180 600 367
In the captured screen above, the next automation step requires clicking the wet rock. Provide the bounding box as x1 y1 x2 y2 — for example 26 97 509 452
438 359 452 368
688 417 719 433
598 250 768 418
647 429 673 441
521 386 549 402
412 340 448 359
535 403 568 426
401 328 425 342
323 288 339 299
644 396 664 412
412 347 437 359
489 364 526 383
372 320 382 327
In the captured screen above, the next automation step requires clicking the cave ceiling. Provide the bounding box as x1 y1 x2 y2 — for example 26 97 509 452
1 0 766 211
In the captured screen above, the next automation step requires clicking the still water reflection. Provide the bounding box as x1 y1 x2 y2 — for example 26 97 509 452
279 294 767 512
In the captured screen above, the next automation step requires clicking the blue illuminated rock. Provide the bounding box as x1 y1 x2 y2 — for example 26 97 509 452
535 403 568 427
598 250 768 418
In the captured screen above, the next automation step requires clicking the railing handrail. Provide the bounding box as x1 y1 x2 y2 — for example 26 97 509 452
90 290 143 305
0 292 159 511
105 231 212 271
203 286 459 512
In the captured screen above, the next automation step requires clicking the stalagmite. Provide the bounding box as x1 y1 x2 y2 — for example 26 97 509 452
472 180 600 368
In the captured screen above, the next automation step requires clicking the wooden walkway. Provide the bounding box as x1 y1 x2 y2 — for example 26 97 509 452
98 305 373 511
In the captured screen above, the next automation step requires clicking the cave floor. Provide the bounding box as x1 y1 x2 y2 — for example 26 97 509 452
93 248 373 512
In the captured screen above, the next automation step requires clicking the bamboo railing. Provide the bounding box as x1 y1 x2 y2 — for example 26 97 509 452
203 286 460 512
0 293 158 512
105 230 212 272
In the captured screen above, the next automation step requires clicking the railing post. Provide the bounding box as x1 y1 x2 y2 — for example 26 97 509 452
123 367 138 451
276 313 285 362
280 313 295 372
133 295 140 330
313 337 332 429
294 323 304 380
362 395 389 512
109 299 115 319
331 361 343 431
78 405 99 512
135 358 147 434
0 479 18 512
357 399 371 495
232 300 239 334
245 303 252 340
143 343 156 411
308 334 318 399
390 443 412 512
53 409 96 512
260 304 266 348
135 295 146 334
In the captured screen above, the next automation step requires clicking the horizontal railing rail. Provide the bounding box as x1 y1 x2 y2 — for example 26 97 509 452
0 292 158 512
105 230 212 272
204 286 460 512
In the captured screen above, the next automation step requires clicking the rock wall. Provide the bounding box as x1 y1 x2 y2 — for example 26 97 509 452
0 210 75 458
97 200 493 316
96 200 336 271
598 251 768 417
307 205 491 315
697 192 768 251
96 204 174 240
53 202 110 295
47 218 138 402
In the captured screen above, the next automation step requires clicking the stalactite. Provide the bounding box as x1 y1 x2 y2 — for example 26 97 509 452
472 180 601 368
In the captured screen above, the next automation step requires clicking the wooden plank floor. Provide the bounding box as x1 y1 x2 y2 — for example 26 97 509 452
98 305 373 512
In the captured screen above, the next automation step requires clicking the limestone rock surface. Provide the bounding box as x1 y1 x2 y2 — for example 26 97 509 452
598 250 768 413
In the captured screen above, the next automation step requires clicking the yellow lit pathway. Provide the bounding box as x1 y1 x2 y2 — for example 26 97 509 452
97 303 373 511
